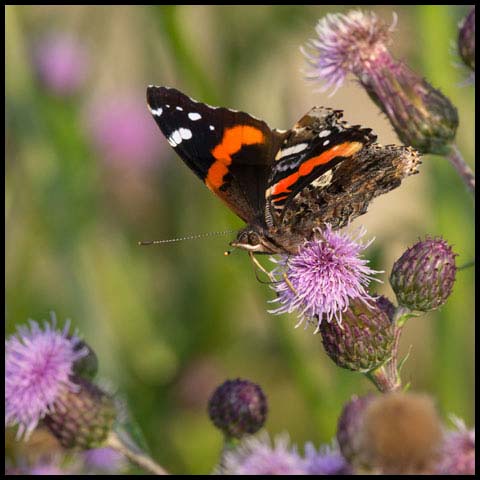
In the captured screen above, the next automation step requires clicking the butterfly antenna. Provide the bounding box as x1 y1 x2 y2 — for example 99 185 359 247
138 230 236 247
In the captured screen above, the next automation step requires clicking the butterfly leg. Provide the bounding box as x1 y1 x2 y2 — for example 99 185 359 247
248 252 277 284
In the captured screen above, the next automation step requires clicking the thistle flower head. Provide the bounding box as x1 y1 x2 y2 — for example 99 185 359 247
219 432 307 475
390 236 457 312
302 10 459 154
5 313 88 440
208 378 267 439
435 417 475 475
304 441 352 475
302 10 397 95
270 225 380 331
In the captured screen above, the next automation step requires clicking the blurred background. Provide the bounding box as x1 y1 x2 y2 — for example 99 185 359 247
5 5 474 474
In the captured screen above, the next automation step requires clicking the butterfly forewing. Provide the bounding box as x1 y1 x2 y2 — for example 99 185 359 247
147 86 284 224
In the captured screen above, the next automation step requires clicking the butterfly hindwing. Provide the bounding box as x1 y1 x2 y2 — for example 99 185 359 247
147 86 285 224
265 107 376 225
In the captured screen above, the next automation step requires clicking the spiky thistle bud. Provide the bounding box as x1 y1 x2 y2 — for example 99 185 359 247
390 237 457 312
458 7 475 72
355 392 443 474
44 376 116 449
320 297 395 372
302 10 459 155
208 379 267 439
336 394 376 464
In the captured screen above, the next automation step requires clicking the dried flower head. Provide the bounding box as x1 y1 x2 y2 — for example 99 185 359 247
355 392 443 474
219 432 307 475
304 441 352 475
5 313 88 440
302 10 459 154
390 236 457 312
208 379 267 439
270 225 380 332
435 417 475 475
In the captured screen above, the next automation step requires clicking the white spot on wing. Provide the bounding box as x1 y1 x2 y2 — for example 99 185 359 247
276 143 308 160
176 106 183 111
179 128 192 140
188 112 202 121
172 130 182 145
319 130 331 138
149 107 163 116
323 139 330 146
209 125 215 131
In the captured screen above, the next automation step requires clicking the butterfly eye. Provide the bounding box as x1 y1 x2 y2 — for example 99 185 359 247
248 232 260 245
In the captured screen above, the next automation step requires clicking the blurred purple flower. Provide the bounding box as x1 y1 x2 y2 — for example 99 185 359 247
5 313 88 440
28 463 66 475
436 417 475 475
83 447 126 473
87 95 166 169
33 33 89 96
219 432 307 475
269 225 380 332
304 442 352 475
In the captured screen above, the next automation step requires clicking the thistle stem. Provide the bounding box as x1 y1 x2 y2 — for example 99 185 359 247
106 431 169 475
365 307 412 393
446 144 475 195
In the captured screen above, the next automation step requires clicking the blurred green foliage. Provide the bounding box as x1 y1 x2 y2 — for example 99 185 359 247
6 5 474 474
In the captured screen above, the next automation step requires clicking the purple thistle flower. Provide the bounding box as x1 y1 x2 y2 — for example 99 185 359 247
301 10 397 96
33 33 89 96
304 442 353 475
83 447 127 473
269 225 380 331
5 313 88 440
219 432 307 475
436 417 475 475
86 94 167 170
302 10 458 155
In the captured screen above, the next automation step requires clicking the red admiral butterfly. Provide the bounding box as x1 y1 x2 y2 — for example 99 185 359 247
147 86 421 255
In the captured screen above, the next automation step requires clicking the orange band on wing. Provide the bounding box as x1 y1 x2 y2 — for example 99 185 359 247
271 141 363 198
206 125 265 191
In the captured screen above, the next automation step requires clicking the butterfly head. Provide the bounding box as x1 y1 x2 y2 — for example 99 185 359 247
230 226 277 254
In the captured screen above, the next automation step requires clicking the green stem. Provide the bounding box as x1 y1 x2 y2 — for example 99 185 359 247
107 431 169 475
365 306 414 393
